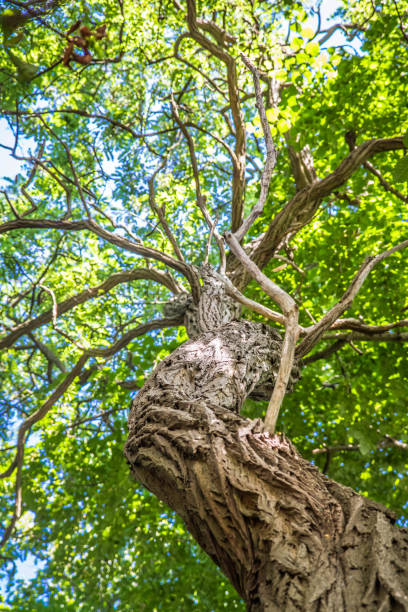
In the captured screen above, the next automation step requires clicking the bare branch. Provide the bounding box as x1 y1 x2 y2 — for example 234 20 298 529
247 137 405 275
2 109 178 139
0 216 201 301
234 55 277 241
0 315 183 546
174 34 228 99
224 232 299 432
287 144 318 191
0 267 179 351
214 271 286 326
225 232 296 316
313 436 407 456
185 0 246 231
0 353 88 548
302 340 347 365
264 309 299 434
171 95 226 270
29 332 67 373
67 407 125 430
20 141 45 217
322 331 408 343
147 158 185 262
329 318 408 333
297 240 408 358
364 160 408 203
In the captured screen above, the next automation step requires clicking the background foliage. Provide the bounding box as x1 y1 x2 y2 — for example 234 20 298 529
0 0 407 609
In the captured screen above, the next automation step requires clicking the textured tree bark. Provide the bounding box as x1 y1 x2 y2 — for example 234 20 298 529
124 320 408 611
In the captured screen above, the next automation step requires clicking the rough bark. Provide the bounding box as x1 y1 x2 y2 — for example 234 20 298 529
124 320 408 611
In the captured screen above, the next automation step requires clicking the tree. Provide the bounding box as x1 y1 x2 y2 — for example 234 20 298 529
1 0 408 609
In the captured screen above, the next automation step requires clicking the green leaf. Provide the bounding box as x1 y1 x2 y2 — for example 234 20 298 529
301 27 315 39
392 156 408 183
305 41 320 57
5 48 38 81
290 37 303 51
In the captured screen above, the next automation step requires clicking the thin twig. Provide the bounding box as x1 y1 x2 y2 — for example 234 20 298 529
147 158 185 262
171 94 226 269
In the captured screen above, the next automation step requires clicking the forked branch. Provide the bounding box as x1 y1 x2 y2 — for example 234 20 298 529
0 316 183 548
246 137 405 276
225 232 299 433
297 239 408 357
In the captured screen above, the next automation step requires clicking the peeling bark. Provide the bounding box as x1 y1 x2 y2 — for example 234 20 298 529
125 320 408 611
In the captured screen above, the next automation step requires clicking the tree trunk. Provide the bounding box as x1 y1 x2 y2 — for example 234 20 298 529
124 320 408 611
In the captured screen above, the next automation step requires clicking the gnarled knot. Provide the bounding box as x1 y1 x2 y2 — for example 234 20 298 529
163 264 241 338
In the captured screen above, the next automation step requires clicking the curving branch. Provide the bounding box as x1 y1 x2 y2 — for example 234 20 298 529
225 232 299 432
0 266 178 351
225 232 296 316
323 331 408 343
313 436 408 457
147 158 186 262
216 271 286 326
246 137 405 276
0 353 88 548
0 216 201 302
171 95 226 269
364 160 408 203
329 318 408 333
185 0 246 231
2 108 178 139
233 55 277 242
297 239 408 358
174 34 229 99
0 315 182 548
302 339 348 365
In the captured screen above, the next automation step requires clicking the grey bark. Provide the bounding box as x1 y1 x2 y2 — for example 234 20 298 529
125 280 408 611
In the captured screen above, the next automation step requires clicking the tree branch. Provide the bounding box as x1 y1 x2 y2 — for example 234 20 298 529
247 137 405 275
297 239 408 357
302 339 348 365
329 318 408 333
147 158 186 262
171 95 226 269
234 55 277 241
224 232 299 432
0 217 201 302
313 436 408 456
0 267 179 351
0 316 183 547
185 0 246 231
323 331 408 343
225 232 296 316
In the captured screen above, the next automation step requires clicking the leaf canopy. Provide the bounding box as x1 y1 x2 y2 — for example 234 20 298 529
0 0 407 608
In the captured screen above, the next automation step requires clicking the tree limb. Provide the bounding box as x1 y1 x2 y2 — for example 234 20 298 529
224 232 299 432
0 268 180 351
0 315 183 547
185 0 246 231
313 436 408 456
297 239 408 357
0 217 201 302
246 137 405 275
234 55 277 241
147 158 186 262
